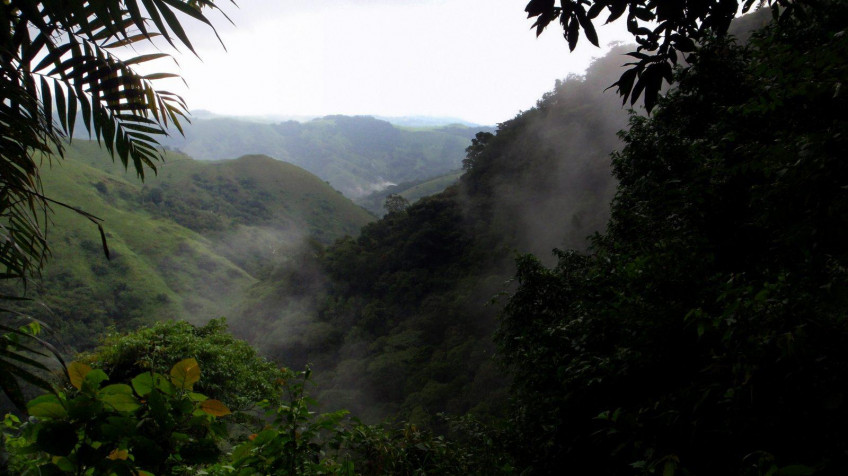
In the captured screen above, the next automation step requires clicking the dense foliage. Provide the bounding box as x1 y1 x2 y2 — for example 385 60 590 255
317 190 505 422
499 3 848 473
524 0 798 110
3 358 233 475
78 319 280 412
4 2 844 474
2 323 512 475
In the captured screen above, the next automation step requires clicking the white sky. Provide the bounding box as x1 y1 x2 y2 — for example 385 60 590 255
151 0 632 125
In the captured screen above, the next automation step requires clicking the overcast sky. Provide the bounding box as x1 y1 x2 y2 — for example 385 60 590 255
153 0 632 125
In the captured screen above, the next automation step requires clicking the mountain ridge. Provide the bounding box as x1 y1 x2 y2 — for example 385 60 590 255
160 114 494 198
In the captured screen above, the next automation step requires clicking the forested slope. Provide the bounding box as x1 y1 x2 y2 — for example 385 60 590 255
229 46 632 423
0 142 373 351
498 5 848 473
4 5 846 475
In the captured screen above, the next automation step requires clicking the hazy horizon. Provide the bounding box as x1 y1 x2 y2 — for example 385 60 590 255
145 0 632 126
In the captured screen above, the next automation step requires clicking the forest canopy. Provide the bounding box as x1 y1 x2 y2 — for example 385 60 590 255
524 0 803 110
2 1 847 474
501 2 848 473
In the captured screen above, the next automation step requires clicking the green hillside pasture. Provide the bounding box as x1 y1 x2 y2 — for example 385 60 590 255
140 154 374 276
15 141 375 352
15 149 253 350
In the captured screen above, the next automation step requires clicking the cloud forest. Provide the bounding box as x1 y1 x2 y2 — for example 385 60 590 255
1 1 846 474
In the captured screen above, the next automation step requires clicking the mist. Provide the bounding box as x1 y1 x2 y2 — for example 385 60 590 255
459 45 638 262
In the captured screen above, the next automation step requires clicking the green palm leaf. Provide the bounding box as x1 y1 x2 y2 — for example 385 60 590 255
2 0 233 407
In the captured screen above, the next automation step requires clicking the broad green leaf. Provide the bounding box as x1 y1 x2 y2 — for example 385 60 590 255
51 456 75 472
66 394 104 420
232 441 253 461
189 392 208 402
68 362 92 390
251 429 278 445
170 358 200 390
99 384 133 396
82 369 109 392
199 399 231 417
101 392 141 412
27 394 67 419
154 373 176 396
131 372 154 396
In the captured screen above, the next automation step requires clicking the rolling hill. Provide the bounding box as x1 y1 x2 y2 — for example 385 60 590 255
160 115 493 198
1 141 374 351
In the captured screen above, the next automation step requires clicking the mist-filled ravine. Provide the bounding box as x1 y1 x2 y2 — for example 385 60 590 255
2 1 847 475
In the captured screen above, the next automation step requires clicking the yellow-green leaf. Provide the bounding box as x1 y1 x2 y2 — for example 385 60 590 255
131 373 154 396
83 369 109 390
170 358 201 390
107 448 129 460
199 399 231 417
154 373 176 396
68 362 92 390
99 384 133 396
101 393 141 413
51 456 74 472
27 394 67 419
189 392 208 402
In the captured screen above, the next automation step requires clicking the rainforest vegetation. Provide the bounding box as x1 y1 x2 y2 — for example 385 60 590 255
2 0 847 474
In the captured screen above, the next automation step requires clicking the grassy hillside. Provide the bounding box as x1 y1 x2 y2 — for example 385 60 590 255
2 141 373 351
160 115 493 198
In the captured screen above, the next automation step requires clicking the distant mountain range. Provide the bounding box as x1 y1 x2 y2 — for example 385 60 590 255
160 114 494 198
188 110 487 128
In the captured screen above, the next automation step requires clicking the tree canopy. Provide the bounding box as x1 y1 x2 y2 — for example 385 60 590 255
524 0 801 110
500 2 848 472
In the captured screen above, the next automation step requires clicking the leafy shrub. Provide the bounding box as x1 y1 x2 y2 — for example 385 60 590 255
2 359 231 475
4 326 513 475
219 368 514 476
78 319 279 412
